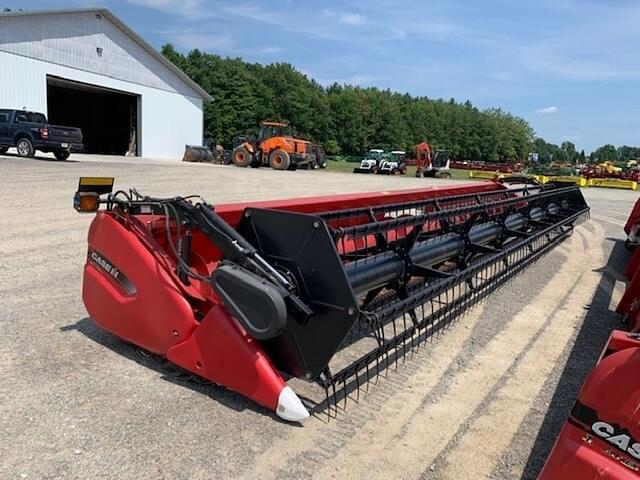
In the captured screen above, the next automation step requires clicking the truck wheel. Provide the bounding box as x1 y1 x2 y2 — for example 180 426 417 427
269 150 291 170
54 150 70 161
0 147 8 154
16 138 35 158
232 146 252 167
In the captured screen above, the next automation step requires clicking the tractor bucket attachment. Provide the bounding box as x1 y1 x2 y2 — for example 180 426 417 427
75 179 589 422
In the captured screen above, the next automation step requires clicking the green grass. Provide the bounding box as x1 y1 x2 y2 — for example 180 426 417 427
324 160 471 180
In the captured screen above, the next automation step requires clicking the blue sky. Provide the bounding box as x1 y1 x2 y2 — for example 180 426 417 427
8 0 640 152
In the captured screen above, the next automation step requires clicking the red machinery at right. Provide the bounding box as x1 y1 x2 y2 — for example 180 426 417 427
539 197 640 478
580 161 640 183
414 141 451 178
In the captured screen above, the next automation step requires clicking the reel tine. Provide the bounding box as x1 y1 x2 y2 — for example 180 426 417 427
324 385 331 422
365 362 370 392
380 324 390 378
402 315 408 362
410 323 416 356
392 317 399 369
343 378 348 409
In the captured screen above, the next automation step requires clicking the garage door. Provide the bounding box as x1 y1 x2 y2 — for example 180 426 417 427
46 75 139 156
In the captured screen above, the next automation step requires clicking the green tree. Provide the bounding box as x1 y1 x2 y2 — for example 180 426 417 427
162 44 539 160
554 149 568 163
617 145 640 163
578 149 586 164
561 141 577 163
323 139 341 156
532 137 560 164
592 144 618 162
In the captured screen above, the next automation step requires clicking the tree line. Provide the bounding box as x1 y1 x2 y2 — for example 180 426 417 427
162 45 639 163
534 138 640 165
533 138 586 164
162 45 533 161
590 145 640 163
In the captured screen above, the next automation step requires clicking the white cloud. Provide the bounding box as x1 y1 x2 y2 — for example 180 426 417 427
535 106 558 114
126 1 447 45
257 46 284 54
163 30 283 56
166 32 233 51
126 0 202 16
339 13 367 26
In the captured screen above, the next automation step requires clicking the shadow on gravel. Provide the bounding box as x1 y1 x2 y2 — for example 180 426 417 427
61 317 295 424
0 152 78 162
521 238 629 479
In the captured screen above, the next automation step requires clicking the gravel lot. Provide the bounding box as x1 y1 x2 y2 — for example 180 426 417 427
0 152 634 479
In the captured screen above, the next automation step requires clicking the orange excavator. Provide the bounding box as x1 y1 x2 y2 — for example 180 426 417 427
231 121 315 170
414 141 451 178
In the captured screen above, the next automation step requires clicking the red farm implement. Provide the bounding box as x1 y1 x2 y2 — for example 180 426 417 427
539 197 640 479
74 178 589 422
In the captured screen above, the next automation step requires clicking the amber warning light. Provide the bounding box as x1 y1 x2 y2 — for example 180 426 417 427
73 177 114 212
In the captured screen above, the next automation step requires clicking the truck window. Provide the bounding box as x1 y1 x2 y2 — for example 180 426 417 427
0 114 7 123
14 112 46 123
27 112 46 123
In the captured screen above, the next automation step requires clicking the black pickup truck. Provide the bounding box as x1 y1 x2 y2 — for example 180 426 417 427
0 109 83 161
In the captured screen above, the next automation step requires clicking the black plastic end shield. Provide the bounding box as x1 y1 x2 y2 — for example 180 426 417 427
237 208 358 380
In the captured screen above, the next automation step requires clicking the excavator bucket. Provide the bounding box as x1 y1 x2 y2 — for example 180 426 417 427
75 179 589 422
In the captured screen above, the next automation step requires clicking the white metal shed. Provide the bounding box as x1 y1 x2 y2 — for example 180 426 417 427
0 8 212 159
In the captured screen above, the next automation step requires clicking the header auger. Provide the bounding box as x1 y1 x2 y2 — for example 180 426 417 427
74 178 589 422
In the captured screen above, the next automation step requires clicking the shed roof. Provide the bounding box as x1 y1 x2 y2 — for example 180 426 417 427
0 7 213 101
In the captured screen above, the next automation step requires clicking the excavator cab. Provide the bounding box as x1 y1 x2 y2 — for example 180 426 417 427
432 150 450 169
415 142 451 178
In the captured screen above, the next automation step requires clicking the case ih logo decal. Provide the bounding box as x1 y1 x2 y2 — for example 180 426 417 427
592 421 640 460
90 250 120 279
88 250 136 295
571 401 640 462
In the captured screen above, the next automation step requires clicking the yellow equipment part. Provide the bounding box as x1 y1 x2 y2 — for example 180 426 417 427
599 161 623 174
79 177 115 187
587 178 638 190
533 175 550 184
549 176 588 187
469 170 504 180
